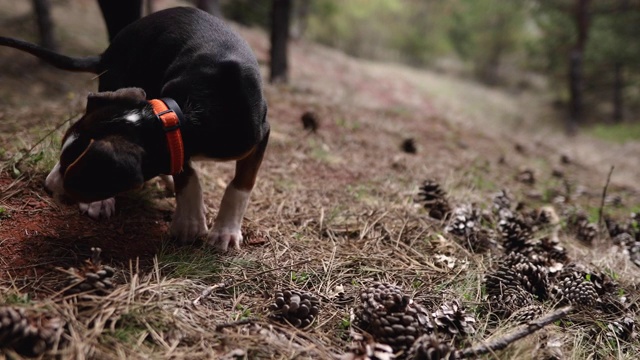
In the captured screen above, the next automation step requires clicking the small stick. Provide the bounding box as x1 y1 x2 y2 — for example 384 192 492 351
15 113 78 165
460 306 573 358
215 317 258 331
597 166 615 230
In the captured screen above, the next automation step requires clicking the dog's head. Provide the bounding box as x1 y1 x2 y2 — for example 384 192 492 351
45 88 149 203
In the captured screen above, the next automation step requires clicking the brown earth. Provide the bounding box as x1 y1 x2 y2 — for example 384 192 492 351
1 0 639 286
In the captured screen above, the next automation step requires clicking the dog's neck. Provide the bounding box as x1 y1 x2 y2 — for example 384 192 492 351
149 98 186 175
137 98 197 179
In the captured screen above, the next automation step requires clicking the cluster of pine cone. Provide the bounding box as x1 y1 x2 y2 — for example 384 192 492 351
1 248 117 356
418 179 638 351
351 282 475 359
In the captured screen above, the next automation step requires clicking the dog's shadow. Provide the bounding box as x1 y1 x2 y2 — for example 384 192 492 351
5 182 174 281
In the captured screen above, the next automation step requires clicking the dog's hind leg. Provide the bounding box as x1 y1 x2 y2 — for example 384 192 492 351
209 130 270 251
170 162 208 243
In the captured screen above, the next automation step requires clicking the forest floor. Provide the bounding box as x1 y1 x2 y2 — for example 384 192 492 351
1 0 639 359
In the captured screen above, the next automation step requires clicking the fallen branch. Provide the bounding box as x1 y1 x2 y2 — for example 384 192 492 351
460 306 573 358
597 166 615 231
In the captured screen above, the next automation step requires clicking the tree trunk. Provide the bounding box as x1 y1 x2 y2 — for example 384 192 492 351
567 0 591 133
613 62 624 122
32 0 56 50
196 0 222 17
269 0 292 84
291 0 311 40
97 0 143 42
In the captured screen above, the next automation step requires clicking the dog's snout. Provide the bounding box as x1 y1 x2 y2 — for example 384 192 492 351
45 162 65 197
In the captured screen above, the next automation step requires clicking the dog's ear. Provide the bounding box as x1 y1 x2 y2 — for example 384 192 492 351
63 137 144 202
86 88 147 113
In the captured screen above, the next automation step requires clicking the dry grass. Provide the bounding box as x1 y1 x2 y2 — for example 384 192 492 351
2 0 640 359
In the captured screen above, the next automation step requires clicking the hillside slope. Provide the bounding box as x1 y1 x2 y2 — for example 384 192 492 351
0 1 639 359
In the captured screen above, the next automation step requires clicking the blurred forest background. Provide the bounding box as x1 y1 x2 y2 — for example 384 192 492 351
220 0 640 133
25 0 640 133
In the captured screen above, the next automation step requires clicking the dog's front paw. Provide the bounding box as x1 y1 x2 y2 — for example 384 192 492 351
208 225 243 251
170 215 208 244
79 198 116 219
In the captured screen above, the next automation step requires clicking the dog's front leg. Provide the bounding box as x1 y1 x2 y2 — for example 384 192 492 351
171 162 208 243
209 131 269 251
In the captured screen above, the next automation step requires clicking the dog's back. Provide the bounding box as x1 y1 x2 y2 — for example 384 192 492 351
99 7 268 157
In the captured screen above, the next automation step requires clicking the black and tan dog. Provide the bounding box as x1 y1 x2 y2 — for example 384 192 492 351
0 7 270 250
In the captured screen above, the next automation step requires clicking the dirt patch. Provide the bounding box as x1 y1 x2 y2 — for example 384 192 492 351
0 172 170 278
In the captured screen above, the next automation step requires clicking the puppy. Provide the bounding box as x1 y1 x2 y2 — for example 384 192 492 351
0 7 270 250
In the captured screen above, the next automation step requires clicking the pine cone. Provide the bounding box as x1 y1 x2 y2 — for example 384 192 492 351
507 304 544 324
629 241 640 268
498 217 534 254
588 270 618 297
492 189 513 217
269 289 320 328
484 254 547 318
356 283 429 353
0 307 65 357
568 213 597 244
402 138 417 154
418 180 451 220
342 332 396 360
462 228 494 254
516 168 535 185
485 253 549 301
407 334 460 360
612 232 634 247
551 272 599 308
486 287 534 319
301 111 319 132
430 300 475 340
606 316 635 341
531 236 568 268
445 204 479 237
605 217 630 239
62 247 116 295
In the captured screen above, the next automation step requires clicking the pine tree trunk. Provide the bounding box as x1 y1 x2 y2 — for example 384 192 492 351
196 0 222 18
269 0 292 84
32 0 56 51
568 0 591 133
613 62 624 122
97 0 143 42
291 0 311 40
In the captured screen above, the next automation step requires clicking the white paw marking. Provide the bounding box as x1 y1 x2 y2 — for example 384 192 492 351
171 171 207 243
79 198 116 219
207 186 250 251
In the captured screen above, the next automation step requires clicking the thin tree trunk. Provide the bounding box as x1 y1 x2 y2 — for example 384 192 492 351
196 0 222 17
568 0 591 133
613 62 624 122
269 0 292 83
97 0 143 42
291 0 311 40
32 0 56 50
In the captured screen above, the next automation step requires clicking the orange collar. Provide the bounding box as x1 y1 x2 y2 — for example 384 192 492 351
149 98 185 175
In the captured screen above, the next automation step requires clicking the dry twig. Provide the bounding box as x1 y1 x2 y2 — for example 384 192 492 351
460 306 573 358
